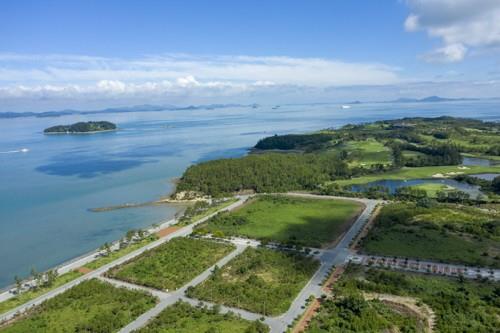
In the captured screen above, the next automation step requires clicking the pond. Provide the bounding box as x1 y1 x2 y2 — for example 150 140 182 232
471 173 500 181
350 178 484 198
462 156 499 166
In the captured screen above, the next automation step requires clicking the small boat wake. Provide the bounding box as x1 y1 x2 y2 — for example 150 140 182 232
0 148 29 154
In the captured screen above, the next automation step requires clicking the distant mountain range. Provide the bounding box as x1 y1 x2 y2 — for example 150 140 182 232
0 103 260 119
383 96 480 103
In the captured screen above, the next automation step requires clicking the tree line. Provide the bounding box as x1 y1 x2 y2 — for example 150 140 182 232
177 152 351 197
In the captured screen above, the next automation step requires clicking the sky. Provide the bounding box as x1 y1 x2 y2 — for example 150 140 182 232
1 0 500 111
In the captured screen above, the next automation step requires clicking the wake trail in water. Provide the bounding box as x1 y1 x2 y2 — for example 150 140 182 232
0 148 29 154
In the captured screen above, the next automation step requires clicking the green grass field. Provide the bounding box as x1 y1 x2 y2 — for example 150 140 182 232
361 203 500 267
136 301 269 333
334 165 500 186
409 183 455 197
331 265 500 333
186 247 320 316
402 149 428 158
0 279 157 333
107 238 235 291
340 139 392 167
0 271 83 316
196 195 363 248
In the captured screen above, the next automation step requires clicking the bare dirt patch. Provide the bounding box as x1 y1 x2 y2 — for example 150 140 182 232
76 267 93 274
322 266 345 294
156 226 181 238
292 298 321 333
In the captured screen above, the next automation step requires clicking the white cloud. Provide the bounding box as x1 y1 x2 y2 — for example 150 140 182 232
0 53 400 86
405 0 500 62
421 43 467 63
0 53 402 104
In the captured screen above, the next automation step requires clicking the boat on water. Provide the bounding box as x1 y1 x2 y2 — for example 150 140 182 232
341 105 352 109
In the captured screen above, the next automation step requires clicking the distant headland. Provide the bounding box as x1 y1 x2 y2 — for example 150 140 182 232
44 121 117 134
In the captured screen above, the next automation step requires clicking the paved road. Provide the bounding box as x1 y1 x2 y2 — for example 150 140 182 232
115 194 381 333
268 197 380 332
118 244 248 333
350 254 500 281
0 196 249 324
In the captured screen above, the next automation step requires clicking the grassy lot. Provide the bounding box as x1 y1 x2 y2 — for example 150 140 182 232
339 139 392 167
402 149 428 158
107 238 235 291
195 195 363 248
0 279 157 333
409 183 455 197
186 247 320 316
0 271 83 316
325 265 500 333
84 234 159 270
136 300 269 333
334 165 500 186
360 202 500 268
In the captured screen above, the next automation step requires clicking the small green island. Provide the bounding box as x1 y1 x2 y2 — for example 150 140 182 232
43 121 117 134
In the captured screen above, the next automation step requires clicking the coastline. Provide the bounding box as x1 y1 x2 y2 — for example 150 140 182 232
0 179 185 294
0 214 178 297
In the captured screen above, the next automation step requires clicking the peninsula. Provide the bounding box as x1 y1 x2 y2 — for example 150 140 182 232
43 121 117 134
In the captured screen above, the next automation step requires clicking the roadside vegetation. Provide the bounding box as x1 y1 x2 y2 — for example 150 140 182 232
136 300 269 333
84 233 159 270
0 279 157 333
0 271 83 316
318 265 500 333
360 202 500 267
195 195 362 248
186 247 320 316
176 198 237 226
107 238 235 291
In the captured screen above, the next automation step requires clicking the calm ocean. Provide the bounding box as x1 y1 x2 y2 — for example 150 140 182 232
0 100 499 287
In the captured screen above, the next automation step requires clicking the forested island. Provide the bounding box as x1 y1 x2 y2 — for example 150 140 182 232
43 121 117 134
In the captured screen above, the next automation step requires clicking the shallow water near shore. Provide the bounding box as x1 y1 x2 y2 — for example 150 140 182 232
1 100 499 288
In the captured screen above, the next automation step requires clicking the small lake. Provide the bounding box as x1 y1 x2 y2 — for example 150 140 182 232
471 173 500 181
350 178 483 198
462 156 498 167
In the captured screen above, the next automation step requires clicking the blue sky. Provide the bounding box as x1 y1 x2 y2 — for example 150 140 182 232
1 0 500 111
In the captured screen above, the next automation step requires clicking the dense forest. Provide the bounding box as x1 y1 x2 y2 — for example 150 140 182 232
254 133 334 151
177 153 350 196
44 121 116 133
